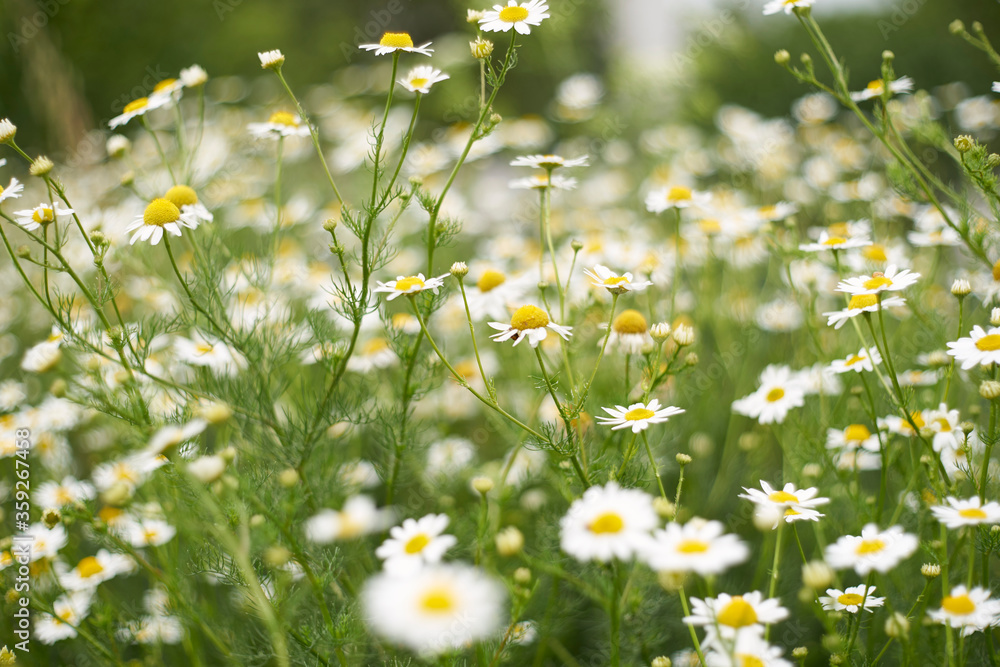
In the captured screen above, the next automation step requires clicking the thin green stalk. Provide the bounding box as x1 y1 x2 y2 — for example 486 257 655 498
765 521 785 640
678 586 707 665
641 430 668 501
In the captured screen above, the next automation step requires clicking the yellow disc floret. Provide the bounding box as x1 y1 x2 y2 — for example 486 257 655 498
499 5 530 22
32 207 55 225
588 512 625 534
958 508 988 520
143 198 181 227
393 276 426 292
124 98 149 114
768 491 799 503
153 78 178 93
717 597 759 628
419 586 455 613
976 334 1000 351
510 305 550 331
941 594 975 615
668 185 692 202
848 294 878 310
477 269 506 293
624 408 655 421
165 185 198 208
856 539 885 555
379 32 414 48
612 309 648 335
766 388 785 402
844 424 871 441
838 593 865 606
77 556 105 579
404 533 430 554
268 111 298 126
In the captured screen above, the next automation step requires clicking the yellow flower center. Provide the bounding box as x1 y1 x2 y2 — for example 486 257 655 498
408 77 429 89
268 111 299 126
676 539 709 554
613 309 648 335
165 185 198 208
863 244 887 262
838 593 865 606
768 491 799 503
699 219 721 234
510 304 549 330
404 533 430 554
143 528 159 543
992 259 1000 282
667 185 692 201
738 656 765 667
393 276 426 292
124 97 149 114
32 207 55 224
477 269 506 292
419 586 455 613
976 334 1000 351
958 508 988 520
866 79 885 92
717 597 759 628
603 276 629 286
624 408 655 421
828 222 849 236
942 594 976 615
934 418 951 432
766 388 785 402
143 198 182 227
77 556 105 579
363 338 389 354
379 32 414 48
759 205 777 218
856 539 885 555
98 506 123 523
153 78 178 93
848 294 878 310
588 512 625 534
845 354 865 366
536 155 563 169
844 424 871 442
822 236 847 246
863 273 892 290
194 342 214 355
499 5 530 22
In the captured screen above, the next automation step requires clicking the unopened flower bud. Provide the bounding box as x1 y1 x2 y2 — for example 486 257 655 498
989 154 1000 169
322 219 338 234
470 37 494 59
219 446 237 463
102 482 132 506
495 526 524 556
106 134 131 158
675 453 692 466
802 560 835 589
802 463 821 477
884 612 909 639
951 278 971 296
921 563 941 578
684 352 699 366
657 570 686 592
264 545 292 567
258 49 285 70
196 400 232 424
791 647 808 659
30 155 54 177
189 455 226 483
774 50 790 65
489 112 502 125
651 658 672 667
0 118 16 144
450 261 469 278
571 239 584 252
650 322 671 341
513 567 532 584
954 135 974 154
15 245 31 259
673 325 694 346
881 50 894 61
800 53 812 65
472 476 494 495
49 378 67 398
121 171 135 186
250 514 265 527
949 19 966 34
279 468 300 488
42 508 61 529
980 381 1000 400
467 9 486 22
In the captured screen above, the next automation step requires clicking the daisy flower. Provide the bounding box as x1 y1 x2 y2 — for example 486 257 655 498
359 32 433 56
823 294 906 329
480 0 550 35
824 524 918 575
645 185 710 213
947 325 1000 369
92 452 165 493
174 331 244 375
361 564 505 654
731 364 807 425
836 265 920 295
375 514 458 575
602 308 653 354
180 64 208 87
509 173 577 190
346 337 398 373
596 399 684 434
163 185 213 224
704 633 793 667
108 94 171 129
878 410 925 438
684 591 789 641
145 418 207 456
465 268 531 321
488 304 572 348
928 586 1000 637
23 523 68 561
930 496 1000 529
559 481 658 562
0 177 23 203
35 591 93 645
59 549 136 591
826 424 881 470
641 518 749 575
125 198 198 246
374 273 449 301
924 403 964 452
122 518 177 548
247 111 312 139
398 66 449 94
36 476 96 510
257 49 285 69
12 202 75 232
827 347 882 374
739 481 830 528
304 495 392 543
819 585 885 613
0 119 15 143
510 154 589 170
798 231 871 252
584 265 652 294
850 76 914 102
763 0 814 16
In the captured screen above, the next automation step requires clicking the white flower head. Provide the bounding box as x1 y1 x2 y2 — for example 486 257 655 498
248 111 312 139
596 399 684 434
641 518 749 575
823 294 907 330
375 514 458 575
480 0 550 35
559 481 659 562
851 76 914 102
373 273 449 300
258 49 285 69
108 94 170 129
12 202 74 232
360 32 433 56
684 591 789 642
510 154 588 170
398 66 449 94
488 304 572 348
645 185 711 213
763 0 814 16
739 481 830 528
828 347 882 374
824 523 918 575
59 549 136 591
928 585 1000 636
836 265 920 296
820 585 885 613
305 495 392 543
931 496 1000 529
731 365 807 424
947 325 1000 369
0 177 24 204
584 265 652 294
125 198 199 246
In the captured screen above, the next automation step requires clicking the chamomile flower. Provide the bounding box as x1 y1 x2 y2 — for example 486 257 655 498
731 365 806 425
0 177 23 203
601 308 654 354
257 49 285 69
23 523 68 561
850 76 914 102
924 403 964 452
480 0 550 35
509 173 577 190
360 32 433 56
398 66 449 94
122 518 177 548
12 202 75 232
510 154 589 170
928 586 1000 637
704 633 793 667
465 268 531 321
827 347 882 374
930 496 1000 529
305 495 392 543
35 591 93 644
645 185 711 213
124 198 198 245
596 399 684 434
59 549 136 591
92 452 165 494
822 294 906 329
374 272 451 302
108 94 170 129
739 481 830 527
584 265 652 294
488 304 572 348
819 585 885 613
824 523 918 575
163 185 213 224
145 418 207 456
798 231 871 252
559 481 659 562
826 424 881 470
36 476 96 510
642 518 749 575
247 111 312 139
836 265 920 295
376 514 458 575
361 564 505 654
684 591 789 641
346 337 398 373
947 325 1000 369
174 331 244 375
763 0 814 16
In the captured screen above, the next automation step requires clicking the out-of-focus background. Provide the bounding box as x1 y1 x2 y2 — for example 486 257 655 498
0 0 998 157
